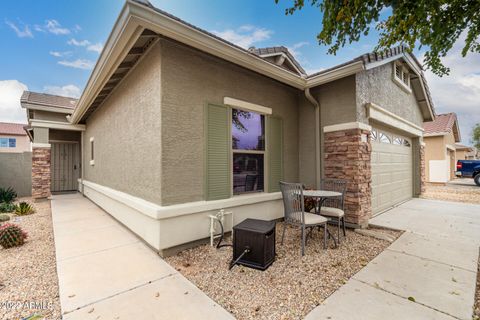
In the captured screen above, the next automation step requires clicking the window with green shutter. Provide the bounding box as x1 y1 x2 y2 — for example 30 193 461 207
267 116 283 192
205 104 231 200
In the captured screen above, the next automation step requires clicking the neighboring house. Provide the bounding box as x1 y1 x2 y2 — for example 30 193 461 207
0 122 30 153
23 0 435 256
455 144 476 161
423 113 461 183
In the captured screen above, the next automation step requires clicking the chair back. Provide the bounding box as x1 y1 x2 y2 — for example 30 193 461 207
279 181 305 225
320 179 347 209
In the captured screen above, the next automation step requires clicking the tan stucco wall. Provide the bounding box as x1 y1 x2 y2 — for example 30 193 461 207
424 135 446 181
0 134 30 153
456 149 468 161
84 42 162 204
33 110 70 123
33 127 49 144
160 39 300 205
356 63 424 127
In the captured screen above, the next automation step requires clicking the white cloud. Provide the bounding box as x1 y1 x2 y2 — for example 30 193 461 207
58 59 94 70
43 84 81 98
67 38 90 47
73 24 82 33
49 51 71 58
5 20 33 38
87 43 103 54
43 19 70 35
424 37 480 145
0 80 28 124
212 25 273 49
288 42 309 57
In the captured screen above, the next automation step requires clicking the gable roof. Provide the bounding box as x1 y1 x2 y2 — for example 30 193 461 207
455 143 473 151
68 0 435 123
21 91 78 113
248 46 306 76
0 122 27 136
424 113 461 142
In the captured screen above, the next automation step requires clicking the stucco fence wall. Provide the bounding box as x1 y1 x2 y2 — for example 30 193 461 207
0 152 32 197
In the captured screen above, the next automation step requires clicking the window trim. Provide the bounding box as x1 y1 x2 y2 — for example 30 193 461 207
89 137 95 165
0 137 17 148
231 108 267 195
393 61 412 93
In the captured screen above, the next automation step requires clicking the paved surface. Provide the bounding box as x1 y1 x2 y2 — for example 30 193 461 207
306 198 480 320
51 193 233 320
448 179 476 187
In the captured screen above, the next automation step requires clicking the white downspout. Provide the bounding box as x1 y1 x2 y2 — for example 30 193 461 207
304 88 321 189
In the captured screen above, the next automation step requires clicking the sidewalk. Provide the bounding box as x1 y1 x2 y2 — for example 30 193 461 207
305 198 480 320
51 193 233 320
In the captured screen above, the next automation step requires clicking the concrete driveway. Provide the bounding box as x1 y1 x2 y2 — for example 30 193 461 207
306 198 480 320
51 193 233 320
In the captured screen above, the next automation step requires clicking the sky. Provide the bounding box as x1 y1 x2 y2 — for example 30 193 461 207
0 0 478 145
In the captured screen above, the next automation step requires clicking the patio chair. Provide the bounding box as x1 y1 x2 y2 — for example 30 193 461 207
279 181 329 255
319 179 347 243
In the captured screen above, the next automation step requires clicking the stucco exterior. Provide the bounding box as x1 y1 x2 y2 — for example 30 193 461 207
84 42 162 204
160 39 300 205
424 131 458 183
356 63 424 127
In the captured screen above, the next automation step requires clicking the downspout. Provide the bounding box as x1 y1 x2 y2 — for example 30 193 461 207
304 88 321 188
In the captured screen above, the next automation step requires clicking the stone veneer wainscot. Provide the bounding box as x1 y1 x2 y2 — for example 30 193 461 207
32 147 51 199
324 128 372 227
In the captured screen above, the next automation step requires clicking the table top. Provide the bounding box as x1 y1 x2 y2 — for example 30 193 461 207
303 190 342 198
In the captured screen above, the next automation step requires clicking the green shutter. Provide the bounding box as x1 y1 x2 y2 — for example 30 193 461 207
268 116 283 192
206 104 230 200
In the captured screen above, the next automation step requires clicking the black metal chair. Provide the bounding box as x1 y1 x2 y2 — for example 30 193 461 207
319 179 347 243
279 181 328 255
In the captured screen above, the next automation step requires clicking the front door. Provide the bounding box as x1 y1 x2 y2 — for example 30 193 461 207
51 142 80 192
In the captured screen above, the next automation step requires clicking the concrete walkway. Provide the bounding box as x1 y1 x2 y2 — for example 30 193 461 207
306 198 480 320
51 193 233 320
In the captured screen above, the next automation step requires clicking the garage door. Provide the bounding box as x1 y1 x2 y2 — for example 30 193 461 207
371 127 413 214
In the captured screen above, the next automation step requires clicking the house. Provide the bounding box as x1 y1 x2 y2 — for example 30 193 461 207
455 144 477 161
22 0 435 256
0 122 30 153
423 113 461 183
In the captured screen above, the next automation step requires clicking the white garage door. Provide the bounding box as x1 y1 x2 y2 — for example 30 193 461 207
371 127 413 214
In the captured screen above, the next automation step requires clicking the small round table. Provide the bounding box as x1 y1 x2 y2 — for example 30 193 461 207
303 190 342 247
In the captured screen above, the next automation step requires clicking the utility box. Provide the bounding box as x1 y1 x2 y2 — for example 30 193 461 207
232 218 276 270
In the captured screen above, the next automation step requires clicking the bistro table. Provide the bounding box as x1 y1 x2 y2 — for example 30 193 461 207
303 190 342 247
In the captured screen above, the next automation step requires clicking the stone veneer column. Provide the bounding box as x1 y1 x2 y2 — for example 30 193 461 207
32 147 51 199
324 128 371 228
420 144 426 194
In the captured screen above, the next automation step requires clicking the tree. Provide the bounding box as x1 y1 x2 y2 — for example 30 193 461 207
472 123 480 150
276 0 480 76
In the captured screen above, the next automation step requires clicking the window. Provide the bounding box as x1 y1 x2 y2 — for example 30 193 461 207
393 62 411 91
232 109 265 194
379 132 391 144
370 129 378 141
89 137 95 165
0 138 16 148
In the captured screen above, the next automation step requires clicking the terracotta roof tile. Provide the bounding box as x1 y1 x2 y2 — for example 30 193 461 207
21 91 78 109
424 113 457 135
0 122 27 136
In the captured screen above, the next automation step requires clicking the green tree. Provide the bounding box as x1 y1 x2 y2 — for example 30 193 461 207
472 123 480 150
276 0 480 76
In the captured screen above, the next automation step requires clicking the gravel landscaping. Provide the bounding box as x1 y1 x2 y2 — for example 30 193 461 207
0 198 61 320
421 181 480 204
167 223 401 320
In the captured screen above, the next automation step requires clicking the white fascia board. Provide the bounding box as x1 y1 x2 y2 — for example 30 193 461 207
366 102 424 137
258 52 305 76
31 119 86 131
446 144 456 151
305 61 365 88
423 132 448 137
224 97 272 115
32 143 51 148
81 179 281 220
323 122 372 133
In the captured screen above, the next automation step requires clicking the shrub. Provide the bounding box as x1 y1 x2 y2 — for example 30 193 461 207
0 214 10 222
0 223 28 249
0 187 17 204
0 202 16 213
15 202 35 216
